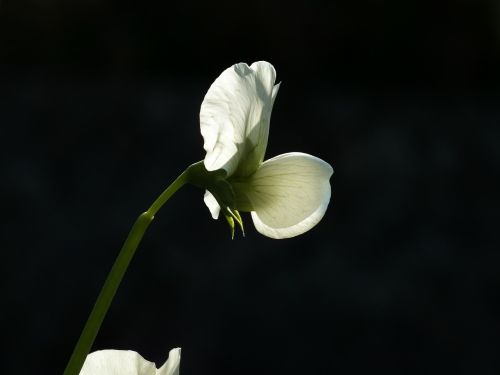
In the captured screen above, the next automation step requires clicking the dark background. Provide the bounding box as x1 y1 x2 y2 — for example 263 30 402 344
1 0 500 374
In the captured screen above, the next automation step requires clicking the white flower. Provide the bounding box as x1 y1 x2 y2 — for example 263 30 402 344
79 348 181 375
200 61 333 239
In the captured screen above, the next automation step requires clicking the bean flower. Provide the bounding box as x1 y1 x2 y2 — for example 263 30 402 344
199 61 333 239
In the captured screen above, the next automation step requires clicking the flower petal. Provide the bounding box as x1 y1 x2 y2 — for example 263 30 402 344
80 348 181 375
200 61 278 177
204 190 221 219
246 152 333 239
79 350 156 375
79 349 173 375
158 348 181 375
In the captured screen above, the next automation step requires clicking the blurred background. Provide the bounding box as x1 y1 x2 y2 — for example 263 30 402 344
1 0 500 374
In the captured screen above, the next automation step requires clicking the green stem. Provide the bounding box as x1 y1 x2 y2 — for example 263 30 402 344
63 163 198 375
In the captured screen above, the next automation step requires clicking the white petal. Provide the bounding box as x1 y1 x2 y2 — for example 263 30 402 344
79 350 156 375
80 348 181 375
158 348 181 375
246 152 333 239
203 190 220 219
200 61 278 177
271 82 281 106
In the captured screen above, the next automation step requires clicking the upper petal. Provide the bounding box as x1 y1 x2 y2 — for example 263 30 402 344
200 61 278 177
79 348 181 375
246 152 333 239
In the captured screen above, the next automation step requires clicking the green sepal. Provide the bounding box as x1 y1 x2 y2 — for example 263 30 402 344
229 208 245 237
223 208 245 239
224 212 235 239
185 160 246 238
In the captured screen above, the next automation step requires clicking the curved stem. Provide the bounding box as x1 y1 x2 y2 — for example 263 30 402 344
63 165 194 375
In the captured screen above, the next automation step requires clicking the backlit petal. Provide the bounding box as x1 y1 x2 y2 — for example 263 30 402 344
200 61 278 177
79 348 181 375
247 153 333 239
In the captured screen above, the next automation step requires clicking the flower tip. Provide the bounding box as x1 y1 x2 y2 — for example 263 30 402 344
170 347 181 355
224 213 235 239
158 347 181 375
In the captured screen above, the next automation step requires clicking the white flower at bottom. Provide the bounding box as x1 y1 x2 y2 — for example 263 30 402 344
200 61 333 239
79 348 181 375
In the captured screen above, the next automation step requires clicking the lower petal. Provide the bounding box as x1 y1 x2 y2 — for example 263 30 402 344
247 152 333 239
204 190 221 219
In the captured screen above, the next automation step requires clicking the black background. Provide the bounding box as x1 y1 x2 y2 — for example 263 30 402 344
1 0 500 374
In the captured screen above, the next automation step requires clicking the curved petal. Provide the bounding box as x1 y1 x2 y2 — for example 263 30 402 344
79 350 157 375
80 348 181 375
158 348 181 375
200 61 278 177
204 190 221 219
246 152 333 239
